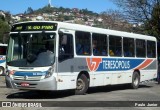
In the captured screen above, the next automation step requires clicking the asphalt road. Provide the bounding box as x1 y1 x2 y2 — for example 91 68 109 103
0 76 160 110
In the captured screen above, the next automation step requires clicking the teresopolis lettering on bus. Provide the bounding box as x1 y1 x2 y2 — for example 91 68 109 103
86 58 154 72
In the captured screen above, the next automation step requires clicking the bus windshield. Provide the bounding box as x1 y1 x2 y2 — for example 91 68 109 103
7 33 56 67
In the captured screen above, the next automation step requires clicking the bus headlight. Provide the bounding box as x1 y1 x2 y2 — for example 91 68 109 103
45 67 54 78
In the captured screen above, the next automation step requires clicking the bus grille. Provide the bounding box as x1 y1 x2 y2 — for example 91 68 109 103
12 75 42 81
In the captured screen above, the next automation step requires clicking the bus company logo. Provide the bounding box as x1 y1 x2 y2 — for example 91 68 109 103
24 75 28 80
86 58 102 72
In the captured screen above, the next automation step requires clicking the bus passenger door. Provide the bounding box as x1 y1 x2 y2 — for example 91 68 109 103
57 29 76 90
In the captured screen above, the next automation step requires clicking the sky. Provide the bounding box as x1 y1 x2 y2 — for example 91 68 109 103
0 0 118 15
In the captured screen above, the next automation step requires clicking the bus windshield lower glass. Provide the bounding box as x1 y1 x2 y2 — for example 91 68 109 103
7 33 56 67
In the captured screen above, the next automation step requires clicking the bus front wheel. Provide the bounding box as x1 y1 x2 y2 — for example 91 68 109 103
131 71 140 89
0 67 4 75
75 74 89 95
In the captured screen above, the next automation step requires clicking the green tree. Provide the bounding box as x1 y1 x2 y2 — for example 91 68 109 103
57 14 64 21
0 19 10 43
99 10 131 31
26 7 34 14
64 16 73 21
113 0 160 40
34 6 54 14
145 3 160 39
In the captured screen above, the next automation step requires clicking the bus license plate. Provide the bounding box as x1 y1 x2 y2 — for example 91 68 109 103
21 83 29 87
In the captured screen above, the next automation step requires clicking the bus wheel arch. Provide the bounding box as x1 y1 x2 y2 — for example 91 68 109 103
131 70 140 89
0 66 4 75
75 71 90 95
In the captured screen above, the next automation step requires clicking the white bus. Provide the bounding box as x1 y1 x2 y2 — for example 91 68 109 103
5 21 157 95
0 43 7 75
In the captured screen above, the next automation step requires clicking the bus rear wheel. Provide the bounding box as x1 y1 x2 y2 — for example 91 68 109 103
131 71 140 89
75 74 89 95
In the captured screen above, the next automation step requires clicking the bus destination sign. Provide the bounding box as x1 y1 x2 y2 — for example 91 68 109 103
11 22 58 31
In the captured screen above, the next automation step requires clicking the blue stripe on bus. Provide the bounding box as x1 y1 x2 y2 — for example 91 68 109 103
0 60 5 63
14 71 47 76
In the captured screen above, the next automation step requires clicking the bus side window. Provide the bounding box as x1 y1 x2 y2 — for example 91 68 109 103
75 31 91 55
123 38 135 57
59 34 74 62
92 33 107 56
136 39 146 57
109 36 122 57
147 41 156 58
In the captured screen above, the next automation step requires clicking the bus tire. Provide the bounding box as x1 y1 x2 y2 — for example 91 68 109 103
0 67 4 75
75 74 89 95
131 71 140 89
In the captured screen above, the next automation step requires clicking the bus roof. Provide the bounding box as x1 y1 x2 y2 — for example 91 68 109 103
12 21 156 41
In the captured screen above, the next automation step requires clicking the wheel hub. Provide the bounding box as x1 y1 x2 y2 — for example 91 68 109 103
134 77 139 86
77 79 84 90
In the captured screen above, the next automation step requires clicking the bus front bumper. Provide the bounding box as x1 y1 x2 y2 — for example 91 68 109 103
5 75 57 90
